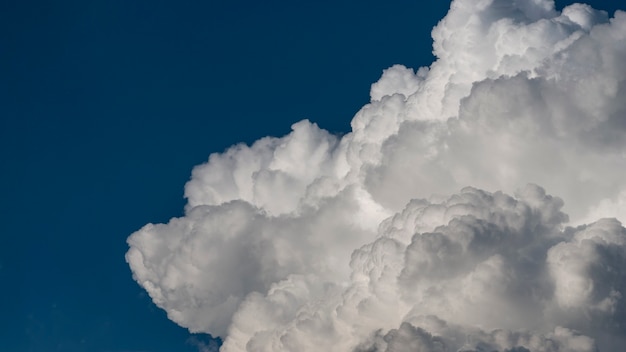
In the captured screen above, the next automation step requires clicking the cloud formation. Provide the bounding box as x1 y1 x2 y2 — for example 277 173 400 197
126 0 626 350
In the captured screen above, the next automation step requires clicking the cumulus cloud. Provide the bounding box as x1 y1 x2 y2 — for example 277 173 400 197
126 0 626 351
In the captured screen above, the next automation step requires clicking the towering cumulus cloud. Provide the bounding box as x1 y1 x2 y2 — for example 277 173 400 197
126 0 626 350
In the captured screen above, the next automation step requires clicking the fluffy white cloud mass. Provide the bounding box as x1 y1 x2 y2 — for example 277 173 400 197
126 0 626 350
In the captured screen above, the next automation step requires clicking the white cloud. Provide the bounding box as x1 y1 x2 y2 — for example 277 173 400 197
127 0 626 351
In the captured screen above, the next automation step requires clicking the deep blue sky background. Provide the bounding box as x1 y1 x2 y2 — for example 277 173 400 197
1 1 620 351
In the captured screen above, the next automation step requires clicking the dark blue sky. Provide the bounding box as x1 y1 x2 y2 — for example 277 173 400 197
1 1 620 351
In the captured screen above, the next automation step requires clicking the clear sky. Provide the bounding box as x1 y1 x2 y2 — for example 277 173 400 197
1 0 621 351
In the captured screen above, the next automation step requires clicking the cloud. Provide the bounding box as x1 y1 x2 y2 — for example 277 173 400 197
355 322 596 352
126 0 626 351
188 335 221 352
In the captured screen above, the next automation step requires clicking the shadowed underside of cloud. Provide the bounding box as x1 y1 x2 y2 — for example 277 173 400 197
126 0 626 351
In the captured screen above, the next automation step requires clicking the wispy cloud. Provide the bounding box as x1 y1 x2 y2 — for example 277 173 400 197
187 335 220 352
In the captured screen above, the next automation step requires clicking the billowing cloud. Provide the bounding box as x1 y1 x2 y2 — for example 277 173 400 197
126 0 626 351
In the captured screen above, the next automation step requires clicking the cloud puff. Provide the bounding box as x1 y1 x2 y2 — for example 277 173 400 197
216 186 626 351
127 0 626 351
356 322 596 352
